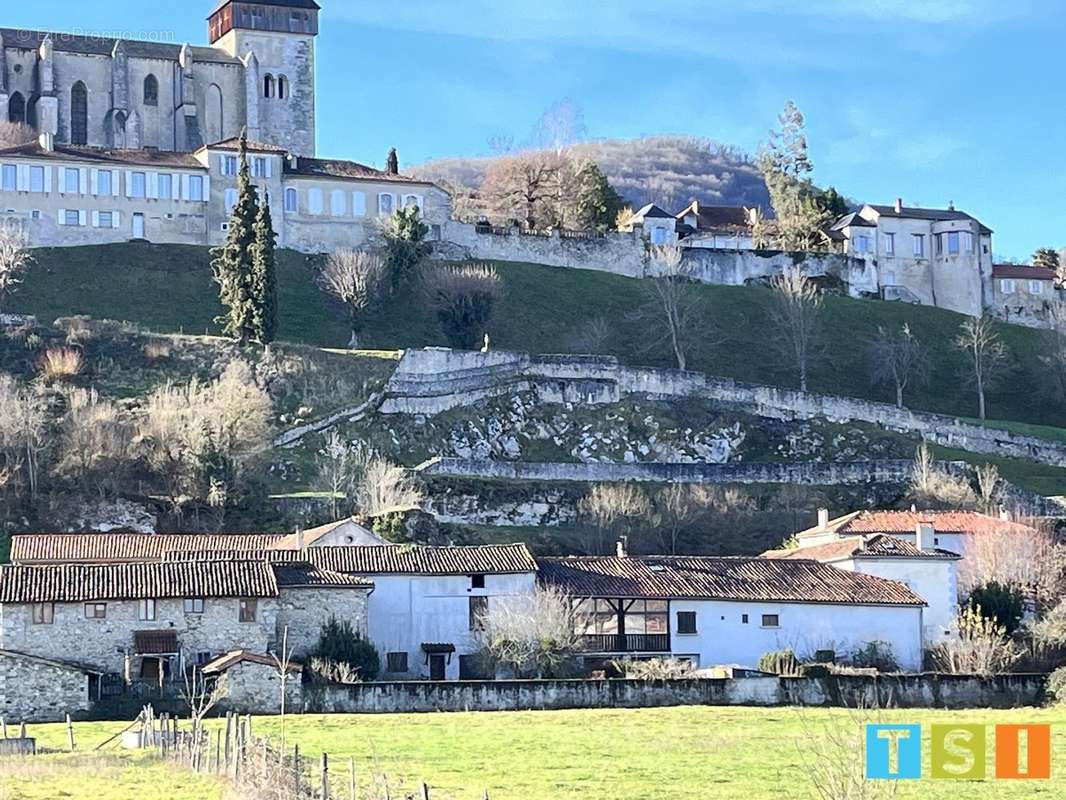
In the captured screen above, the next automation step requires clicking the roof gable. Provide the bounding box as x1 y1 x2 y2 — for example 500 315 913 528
763 534 959 562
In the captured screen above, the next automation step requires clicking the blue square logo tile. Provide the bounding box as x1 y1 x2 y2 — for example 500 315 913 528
866 724 922 780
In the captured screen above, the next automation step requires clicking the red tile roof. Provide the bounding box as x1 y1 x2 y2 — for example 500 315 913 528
0 561 279 603
285 156 434 185
537 556 924 606
9 533 285 564
810 511 1036 538
992 265 1056 281
762 534 959 562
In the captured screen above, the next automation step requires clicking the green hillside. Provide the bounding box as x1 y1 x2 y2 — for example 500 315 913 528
9 242 1063 429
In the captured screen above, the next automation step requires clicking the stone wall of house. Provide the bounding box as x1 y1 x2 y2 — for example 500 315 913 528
304 673 1046 714
383 348 1066 468
276 587 371 660
218 660 303 715
0 653 90 723
0 598 278 675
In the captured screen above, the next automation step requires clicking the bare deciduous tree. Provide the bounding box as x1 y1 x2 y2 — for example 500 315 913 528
767 266 823 392
422 263 503 351
530 98 588 153
907 443 976 510
315 431 371 519
975 463 1001 514
643 245 708 371
955 315 1007 420
476 587 583 678
1040 302 1066 401
318 249 386 348
651 484 703 555
578 482 651 554
0 223 34 313
867 323 929 408
271 625 296 753
182 669 229 737
481 151 566 230
0 374 47 501
53 387 130 495
960 518 1066 610
355 457 425 518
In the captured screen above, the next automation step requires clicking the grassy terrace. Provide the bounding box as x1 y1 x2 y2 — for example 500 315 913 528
9 707 1066 799
12 243 1066 430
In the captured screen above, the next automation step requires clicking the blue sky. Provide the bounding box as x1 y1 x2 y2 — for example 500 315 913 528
9 1 1061 258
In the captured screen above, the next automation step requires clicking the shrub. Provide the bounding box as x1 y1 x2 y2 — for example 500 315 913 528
143 340 172 361
931 605 1021 675
612 658 693 680
966 582 1026 635
421 263 503 350
1046 666 1066 706
850 641 899 673
37 347 83 382
758 649 800 676
312 617 380 680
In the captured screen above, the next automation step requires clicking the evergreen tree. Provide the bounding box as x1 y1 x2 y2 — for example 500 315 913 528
249 191 278 344
211 131 259 343
382 205 430 290
1033 247 1060 271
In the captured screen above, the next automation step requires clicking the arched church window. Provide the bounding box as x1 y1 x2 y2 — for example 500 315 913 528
70 82 88 146
8 92 25 124
264 75 275 99
277 76 287 100
144 75 158 107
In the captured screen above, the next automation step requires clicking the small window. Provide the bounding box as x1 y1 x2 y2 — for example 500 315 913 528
222 156 238 177
32 602 54 625
961 231 974 253
854 234 870 254
352 191 366 217
1031 281 1044 295
64 210 81 226
1 164 15 192
284 187 298 212
308 188 324 215
469 595 488 631
741 614 749 624
264 75 275 99
239 598 257 623
195 651 212 665
761 614 780 628
676 611 697 635
252 157 268 178
131 172 146 198
97 211 113 228
378 193 394 217
143 75 158 107
29 166 44 193
947 231 960 255
330 190 345 217
84 602 107 619
912 234 925 258
470 574 486 589
65 168 79 194
225 188 238 212
1000 279 1016 294
184 598 205 614
188 176 204 202
138 599 157 621
882 232 895 256
387 652 409 673
158 174 172 200
277 76 287 100
97 170 112 196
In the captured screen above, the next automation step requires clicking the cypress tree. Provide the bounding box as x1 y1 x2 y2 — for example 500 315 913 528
210 130 259 343
250 191 278 344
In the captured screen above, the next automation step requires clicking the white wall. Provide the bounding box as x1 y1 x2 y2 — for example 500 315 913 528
365 572 537 680
667 599 924 671
840 558 957 644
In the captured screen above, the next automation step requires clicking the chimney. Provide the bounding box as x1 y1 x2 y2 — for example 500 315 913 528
894 198 903 214
616 536 629 559
817 508 830 531
38 133 54 152
296 527 305 552
916 521 935 553
948 200 955 211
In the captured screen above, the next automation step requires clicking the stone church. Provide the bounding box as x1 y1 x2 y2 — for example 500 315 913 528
0 0 319 156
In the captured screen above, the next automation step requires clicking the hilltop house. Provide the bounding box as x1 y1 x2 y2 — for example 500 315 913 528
990 264 1058 328
675 201 757 250
828 199 993 316
620 203 678 245
538 549 926 671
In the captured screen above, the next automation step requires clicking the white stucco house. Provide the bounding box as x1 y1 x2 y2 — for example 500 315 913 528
828 199 993 316
622 203 678 245
675 200 757 250
538 550 926 671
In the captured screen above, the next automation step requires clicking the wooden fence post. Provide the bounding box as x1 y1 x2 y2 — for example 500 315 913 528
294 744 301 794
348 757 356 800
18 722 26 739
421 782 430 800
320 752 330 800
66 713 75 752
1 717 7 738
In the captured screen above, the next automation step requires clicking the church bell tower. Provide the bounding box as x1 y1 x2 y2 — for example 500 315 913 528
207 0 319 156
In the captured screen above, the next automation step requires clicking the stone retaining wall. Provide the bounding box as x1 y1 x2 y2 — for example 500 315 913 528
304 674 1046 715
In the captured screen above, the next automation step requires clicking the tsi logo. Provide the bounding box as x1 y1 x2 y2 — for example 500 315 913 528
865 723 1052 781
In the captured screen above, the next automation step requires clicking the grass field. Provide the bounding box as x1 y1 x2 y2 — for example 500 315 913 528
9 707 1066 799
11 243 1066 430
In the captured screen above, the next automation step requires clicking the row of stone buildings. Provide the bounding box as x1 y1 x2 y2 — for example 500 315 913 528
0 509 1023 720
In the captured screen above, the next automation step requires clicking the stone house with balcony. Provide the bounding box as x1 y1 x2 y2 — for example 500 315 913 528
829 199 993 317
537 548 926 671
